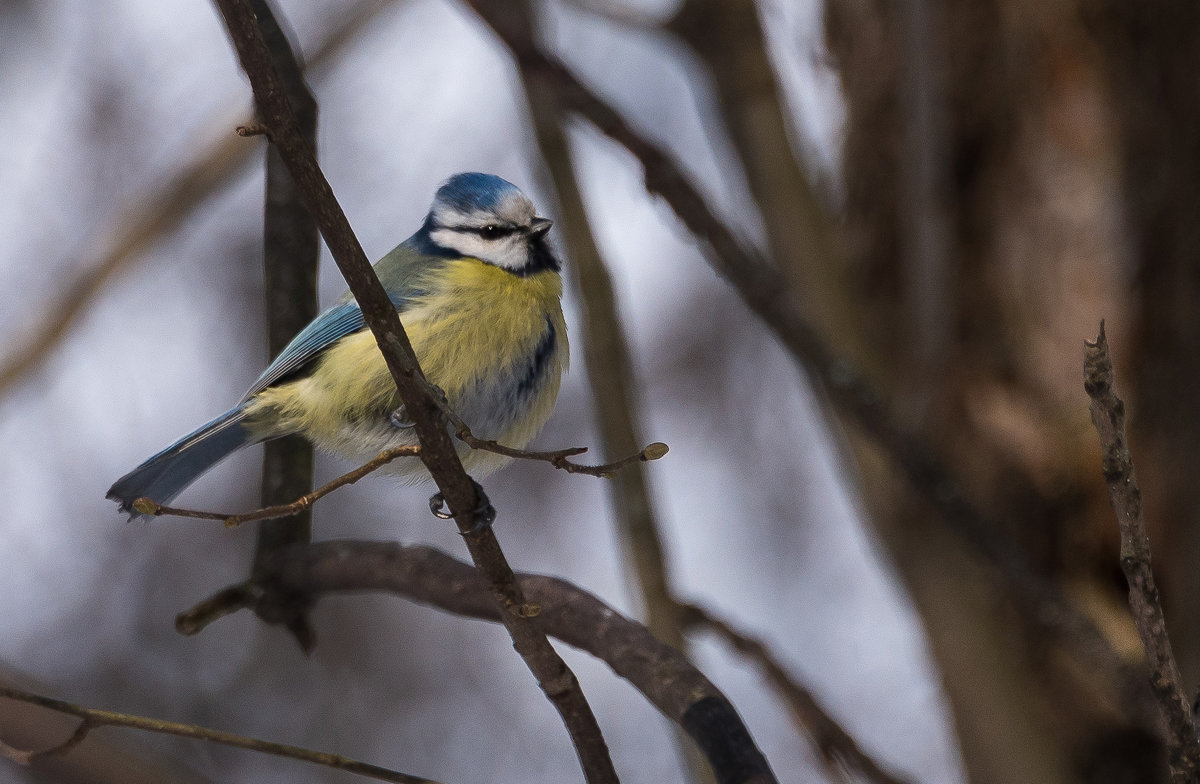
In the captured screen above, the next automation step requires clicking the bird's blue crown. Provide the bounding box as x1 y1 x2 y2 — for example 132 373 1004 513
433 172 521 214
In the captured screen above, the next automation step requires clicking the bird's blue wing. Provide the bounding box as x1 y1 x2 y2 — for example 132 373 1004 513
241 301 367 400
241 242 441 400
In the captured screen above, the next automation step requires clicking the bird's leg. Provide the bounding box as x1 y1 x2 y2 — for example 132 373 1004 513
428 479 496 533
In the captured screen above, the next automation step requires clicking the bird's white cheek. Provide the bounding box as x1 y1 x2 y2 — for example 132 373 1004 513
429 228 527 271
493 240 529 271
429 228 484 258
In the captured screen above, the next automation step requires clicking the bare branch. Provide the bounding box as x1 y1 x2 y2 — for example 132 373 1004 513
452 431 667 477
439 397 668 477
207 3 617 780
0 685 440 784
254 540 779 784
131 445 421 526
132 429 662 528
1084 322 1200 780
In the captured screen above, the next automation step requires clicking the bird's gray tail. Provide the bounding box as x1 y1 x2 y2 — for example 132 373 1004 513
107 406 257 519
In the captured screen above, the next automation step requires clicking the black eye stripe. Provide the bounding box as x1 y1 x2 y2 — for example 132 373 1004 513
466 224 517 240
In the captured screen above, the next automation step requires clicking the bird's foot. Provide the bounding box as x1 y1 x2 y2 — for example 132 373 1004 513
428 480 496 533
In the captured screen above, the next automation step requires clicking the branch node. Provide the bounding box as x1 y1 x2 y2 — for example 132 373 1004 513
515 602 542 618
131 496 160 516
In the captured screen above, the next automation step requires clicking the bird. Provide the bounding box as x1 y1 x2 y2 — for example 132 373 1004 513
108 172 568 520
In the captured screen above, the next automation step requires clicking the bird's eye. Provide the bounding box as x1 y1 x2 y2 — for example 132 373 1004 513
477 225 512 240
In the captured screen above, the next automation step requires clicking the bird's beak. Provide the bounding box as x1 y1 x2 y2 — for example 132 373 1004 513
529 216 553 236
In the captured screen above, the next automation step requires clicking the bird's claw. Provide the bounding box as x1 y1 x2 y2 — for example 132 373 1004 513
428 492 453 519
427 481 496 533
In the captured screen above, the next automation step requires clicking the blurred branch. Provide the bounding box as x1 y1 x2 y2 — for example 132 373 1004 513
131 445 421 527
515 0 684 645
0 0 396 401
679 603 912 784
1084 323 1200 779
461 0 1156 728
664 0 872 370
894 0 952 385
207 2 618 781
0 684 441 784
510 1 698 778
246 540 778 784
248 0 321 651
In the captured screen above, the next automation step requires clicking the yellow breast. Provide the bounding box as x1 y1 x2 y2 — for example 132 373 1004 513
245 258 568 470
405 259 568 396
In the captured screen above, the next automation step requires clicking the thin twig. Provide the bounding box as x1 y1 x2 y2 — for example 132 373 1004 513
131 445 420 526
454 430 667 476
0 685 441 784
1084 321 1200 780
209 3 618 780
404 378 667 476
133 427 661 527
679 603 913 784
440 398 668 476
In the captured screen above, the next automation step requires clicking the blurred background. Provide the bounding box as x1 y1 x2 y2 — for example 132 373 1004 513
0 0 1194 782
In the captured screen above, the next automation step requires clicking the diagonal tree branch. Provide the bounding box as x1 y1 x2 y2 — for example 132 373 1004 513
664 0 873 371
207 1 616 780
506 0 684 683
1084 322 1200 781
503 3 707 780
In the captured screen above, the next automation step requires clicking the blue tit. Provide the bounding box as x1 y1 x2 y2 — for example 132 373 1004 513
108 172 568 517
